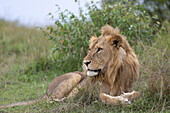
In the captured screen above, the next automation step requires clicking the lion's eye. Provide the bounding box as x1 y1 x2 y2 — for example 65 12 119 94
96 48 102 53
89 48 91 51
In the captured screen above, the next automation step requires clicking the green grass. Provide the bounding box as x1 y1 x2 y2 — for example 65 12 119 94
0 20 169 112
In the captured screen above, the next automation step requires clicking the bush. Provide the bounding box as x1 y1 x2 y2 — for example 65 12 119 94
42 0 159 72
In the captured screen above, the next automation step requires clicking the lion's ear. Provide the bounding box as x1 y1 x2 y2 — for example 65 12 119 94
106 34 124 49
90 35 97 43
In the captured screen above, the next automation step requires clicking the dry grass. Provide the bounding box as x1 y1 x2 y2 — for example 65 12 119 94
134 23 170 111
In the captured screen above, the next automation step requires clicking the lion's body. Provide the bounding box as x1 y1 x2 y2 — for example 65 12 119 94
0 25 140 108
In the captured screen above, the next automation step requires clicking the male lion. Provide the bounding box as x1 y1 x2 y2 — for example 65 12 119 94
0 25 139 108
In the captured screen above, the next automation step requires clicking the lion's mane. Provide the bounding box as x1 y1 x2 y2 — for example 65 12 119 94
85 25 139 96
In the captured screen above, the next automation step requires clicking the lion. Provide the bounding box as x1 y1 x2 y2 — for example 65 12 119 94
0 25 139 109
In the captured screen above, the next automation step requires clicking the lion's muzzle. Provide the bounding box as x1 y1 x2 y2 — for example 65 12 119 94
83 60 102 77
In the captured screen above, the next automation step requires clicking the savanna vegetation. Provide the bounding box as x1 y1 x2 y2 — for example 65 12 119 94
0 0 169 112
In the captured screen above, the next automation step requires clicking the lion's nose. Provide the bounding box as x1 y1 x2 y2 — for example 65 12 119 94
83 61 91 67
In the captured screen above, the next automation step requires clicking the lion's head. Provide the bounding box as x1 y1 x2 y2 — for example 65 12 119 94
83 25 139 93
83 25 132 77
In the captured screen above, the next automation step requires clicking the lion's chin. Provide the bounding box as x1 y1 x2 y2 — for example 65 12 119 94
86 69 101 77
87 71 99 77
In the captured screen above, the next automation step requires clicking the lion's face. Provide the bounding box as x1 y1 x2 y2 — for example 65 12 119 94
83 36 111 77
83 36 124 77
83 25 126 77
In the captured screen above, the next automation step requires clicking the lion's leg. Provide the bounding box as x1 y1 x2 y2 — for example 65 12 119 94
121 91 139 101
67 78 88 98
99 93 131 106
50 73 83 101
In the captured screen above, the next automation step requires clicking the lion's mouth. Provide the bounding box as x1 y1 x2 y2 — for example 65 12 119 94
88 69 101 72
87 69 101 77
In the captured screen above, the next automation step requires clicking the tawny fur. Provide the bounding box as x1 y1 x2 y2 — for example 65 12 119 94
0 25 140 108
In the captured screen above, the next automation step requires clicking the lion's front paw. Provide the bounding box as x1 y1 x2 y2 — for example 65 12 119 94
122 91 139 101
100 93 131 106
99 93 108 103
132 91 139 97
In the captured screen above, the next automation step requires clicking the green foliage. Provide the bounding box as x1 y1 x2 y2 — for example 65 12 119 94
89 1 160 44
43 0 159 72
102 0 170 25
143 0 170 23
